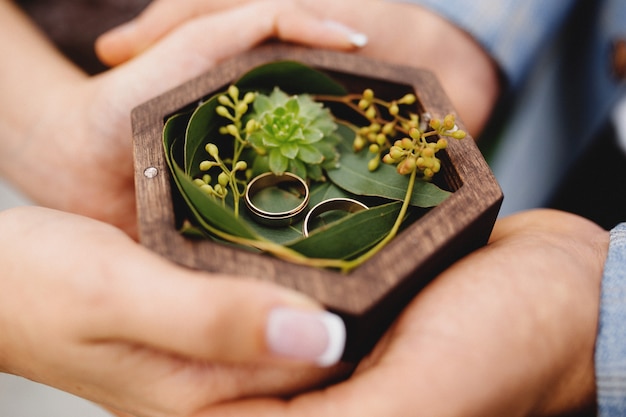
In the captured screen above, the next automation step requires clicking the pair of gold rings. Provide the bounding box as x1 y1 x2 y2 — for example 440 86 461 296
244 172 368 235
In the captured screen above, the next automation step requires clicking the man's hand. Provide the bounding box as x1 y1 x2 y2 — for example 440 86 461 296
194 210 608 417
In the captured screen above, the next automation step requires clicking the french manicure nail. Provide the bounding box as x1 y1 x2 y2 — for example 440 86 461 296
266 307 346 367
324 20 369 48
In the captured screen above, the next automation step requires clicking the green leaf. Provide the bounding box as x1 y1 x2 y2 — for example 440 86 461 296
297 144 324 164
280 142 299 159
302 127 324 144
287 202 402 260
184 97 224 175
288 159 307 180
269 148 289 173
253 94 273 114
163 115 259 240
235 61 348 96
285 97 299 113
327 124 452 207
308 181 354 205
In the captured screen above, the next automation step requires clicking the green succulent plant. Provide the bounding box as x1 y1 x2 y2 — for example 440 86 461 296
245 87 340 181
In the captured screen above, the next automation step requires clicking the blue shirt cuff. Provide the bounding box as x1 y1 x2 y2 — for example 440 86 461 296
596 223 626 416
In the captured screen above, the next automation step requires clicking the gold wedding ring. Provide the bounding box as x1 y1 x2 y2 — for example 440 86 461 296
245 172 310 227
303 198 369 237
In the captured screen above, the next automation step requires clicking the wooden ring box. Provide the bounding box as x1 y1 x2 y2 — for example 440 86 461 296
131 44 503 361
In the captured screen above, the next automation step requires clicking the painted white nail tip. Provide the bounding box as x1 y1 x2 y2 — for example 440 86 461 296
323 20 369 48
266 308 346 367
348 32 369 48
315 311 347 367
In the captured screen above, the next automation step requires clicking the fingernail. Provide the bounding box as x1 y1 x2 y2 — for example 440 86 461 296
266 307 346 367
323 20 369 48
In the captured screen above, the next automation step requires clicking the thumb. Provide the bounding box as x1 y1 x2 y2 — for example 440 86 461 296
95 0 367 66
94 237 347 367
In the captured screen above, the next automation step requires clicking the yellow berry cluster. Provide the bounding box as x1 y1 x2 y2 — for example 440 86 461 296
350 89 420 172
382 113 466 179
216 86 256 143
196 143 248 200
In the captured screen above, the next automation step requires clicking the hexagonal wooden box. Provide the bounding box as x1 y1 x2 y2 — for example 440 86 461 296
131 44 503 361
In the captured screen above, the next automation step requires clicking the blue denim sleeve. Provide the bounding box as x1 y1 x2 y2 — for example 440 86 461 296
596 223 626 416
389 0 577 87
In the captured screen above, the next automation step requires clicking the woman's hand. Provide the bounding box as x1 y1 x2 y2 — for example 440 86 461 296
0 206 348 417
194 210 608 417
97 0 499 135
0 0 366 237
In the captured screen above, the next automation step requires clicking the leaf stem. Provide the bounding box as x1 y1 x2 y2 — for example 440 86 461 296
337 167 417 272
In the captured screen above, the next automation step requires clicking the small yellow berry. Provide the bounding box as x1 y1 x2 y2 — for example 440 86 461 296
205 143 219 158
243 92 256 104
429 118 441 130
218 95 232 106
226 124 239 137
236 102 248 114
452 130 467 139
389 146 405 160
353 135 366 151
200 184 214 195
368 157 380 171
216 106 230 118
382 122 395 135
422 147 435 158
443 114 456 130
218 172 229 187
234 161 248 171
432 159 441 173
245 119 258 134
228 85 239 100
399 93 416 105
401 138 413 149
397 156 417 175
